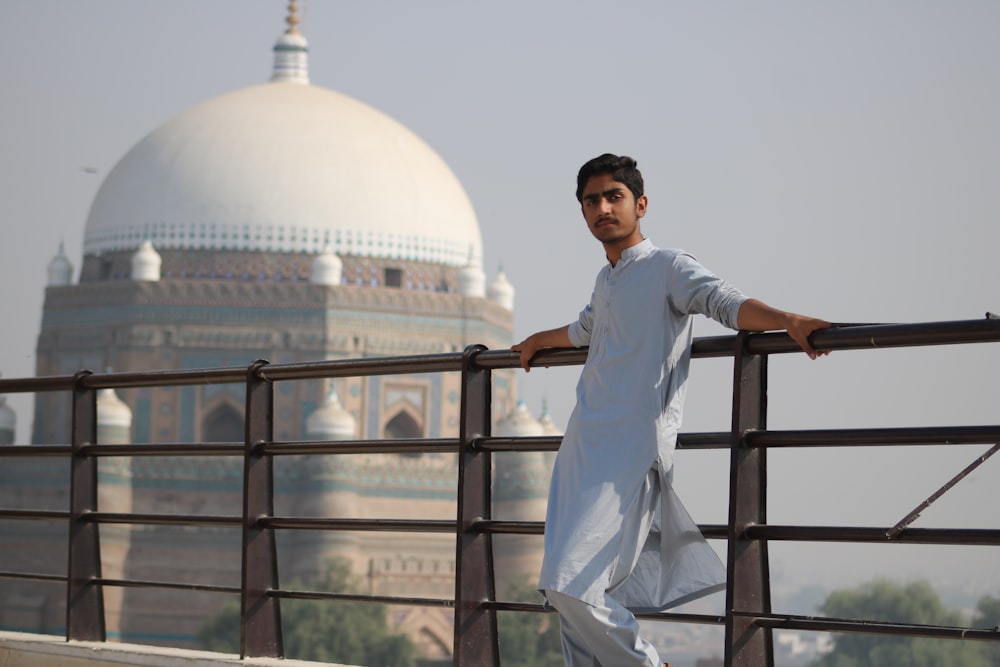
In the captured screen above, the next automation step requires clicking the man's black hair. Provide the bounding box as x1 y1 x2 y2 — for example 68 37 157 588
575 153 644 203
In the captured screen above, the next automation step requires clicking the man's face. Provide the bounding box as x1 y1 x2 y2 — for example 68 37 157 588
580 173 647 248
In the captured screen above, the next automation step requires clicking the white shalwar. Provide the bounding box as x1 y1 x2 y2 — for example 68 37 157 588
539 239 747 663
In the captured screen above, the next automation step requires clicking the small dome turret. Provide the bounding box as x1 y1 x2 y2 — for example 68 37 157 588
310 245 343 286
537 400 563 436
306 388 357 440
97 388 133 444
130 240 162 282
47 242 74 286
270 1 309 84
0 392 16 445
457 251 486 298
495 400 545 438
487 265 515 311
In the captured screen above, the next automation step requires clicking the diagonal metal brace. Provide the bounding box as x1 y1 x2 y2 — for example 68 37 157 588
886 443 1000 540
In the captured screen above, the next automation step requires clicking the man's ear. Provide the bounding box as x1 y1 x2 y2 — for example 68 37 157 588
636 194 648 218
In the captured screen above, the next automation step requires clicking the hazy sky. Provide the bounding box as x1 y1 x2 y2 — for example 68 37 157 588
1 1 998 601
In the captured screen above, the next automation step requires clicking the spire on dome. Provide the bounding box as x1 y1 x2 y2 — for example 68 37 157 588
284 0 302 34
271 1 310 84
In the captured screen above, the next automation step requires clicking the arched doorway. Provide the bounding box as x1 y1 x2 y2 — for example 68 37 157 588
202 402 244 442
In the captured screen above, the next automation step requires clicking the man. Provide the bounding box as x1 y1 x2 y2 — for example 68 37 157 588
512 154 829 666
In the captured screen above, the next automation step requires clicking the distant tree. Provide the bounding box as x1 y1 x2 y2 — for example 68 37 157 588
497 577 564 667
972 594 1000 664
808 579 989 667
198 558 416 667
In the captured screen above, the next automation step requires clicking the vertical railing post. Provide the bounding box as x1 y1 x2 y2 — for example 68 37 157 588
453 344 499 667
66 369 106 641
724 333 773 666
240 360 283 658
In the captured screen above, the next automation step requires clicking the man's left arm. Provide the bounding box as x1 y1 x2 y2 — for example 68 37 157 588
736 298 831 360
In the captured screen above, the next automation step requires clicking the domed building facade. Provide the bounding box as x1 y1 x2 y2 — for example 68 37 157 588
1 7 558 662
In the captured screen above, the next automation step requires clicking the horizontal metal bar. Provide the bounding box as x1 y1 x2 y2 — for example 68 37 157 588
254 352 465 381
84 512 242 528
273 588 456 609
262 517 456 533
483 599 726 626
698 524 729 539
747 524 1000 545
484 600 554 613
472 347 587 371
0 509 69 521
474 519 544 535
0 570 66 583
472 335 749 369
0 375 77 394
472 519 731 541
2 320 996 397
84 443 244 457
475 436 562 453
470 319 1000 372
476 431 732 454
0 445 72 457
638 610 727 626
263 437 459 456
84 367 249 390
745 318 1000 356
678 431 732 449
4 439 464 459
97 578 241 595
751 612 1000 642
747 425 1000 448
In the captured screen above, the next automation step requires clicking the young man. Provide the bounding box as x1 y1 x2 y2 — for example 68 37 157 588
512 154 829 666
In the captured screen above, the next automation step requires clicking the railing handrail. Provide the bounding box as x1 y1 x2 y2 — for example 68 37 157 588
0 317 998 666
3 318 998 396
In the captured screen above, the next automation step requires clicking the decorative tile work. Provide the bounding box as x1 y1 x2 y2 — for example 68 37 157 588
83 222 478 268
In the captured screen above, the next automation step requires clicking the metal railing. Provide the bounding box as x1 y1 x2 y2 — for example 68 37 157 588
1 318 999 665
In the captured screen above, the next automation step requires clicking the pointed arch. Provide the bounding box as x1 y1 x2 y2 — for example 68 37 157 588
202 401 244 443
384 410 422 440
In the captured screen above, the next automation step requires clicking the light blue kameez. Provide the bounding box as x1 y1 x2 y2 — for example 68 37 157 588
539 238 747 612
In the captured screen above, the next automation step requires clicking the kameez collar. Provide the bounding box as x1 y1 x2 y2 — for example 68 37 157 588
610 238 654 268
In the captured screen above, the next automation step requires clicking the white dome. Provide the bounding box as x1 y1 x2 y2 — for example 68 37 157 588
83 81 483 267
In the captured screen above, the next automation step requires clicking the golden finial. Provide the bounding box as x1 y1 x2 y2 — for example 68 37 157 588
285 0 301 35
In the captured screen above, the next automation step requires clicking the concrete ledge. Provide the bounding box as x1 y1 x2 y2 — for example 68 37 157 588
0 631 358 667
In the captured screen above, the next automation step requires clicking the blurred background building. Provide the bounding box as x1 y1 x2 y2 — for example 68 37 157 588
0 5 556 662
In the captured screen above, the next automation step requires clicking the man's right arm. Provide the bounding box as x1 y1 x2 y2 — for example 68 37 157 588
511 325 573 372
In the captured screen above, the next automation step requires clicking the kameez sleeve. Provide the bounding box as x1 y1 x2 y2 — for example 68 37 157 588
567 288 598 347
667 252 747 330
